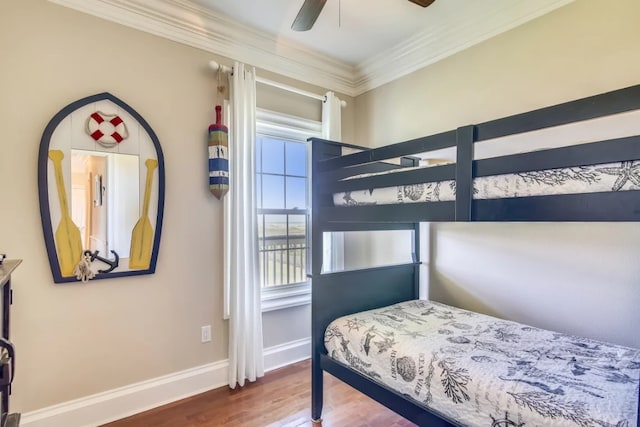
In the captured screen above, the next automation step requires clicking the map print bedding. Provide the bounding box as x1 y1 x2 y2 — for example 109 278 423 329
333 160 640 206
324 300 640 427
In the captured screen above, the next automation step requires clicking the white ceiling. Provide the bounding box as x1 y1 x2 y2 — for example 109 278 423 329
49 0 574 96
189 0 454 66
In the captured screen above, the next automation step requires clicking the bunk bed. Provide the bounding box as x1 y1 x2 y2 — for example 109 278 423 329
310 84 640 427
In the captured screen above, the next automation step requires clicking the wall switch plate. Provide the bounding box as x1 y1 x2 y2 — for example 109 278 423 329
201 325 212 343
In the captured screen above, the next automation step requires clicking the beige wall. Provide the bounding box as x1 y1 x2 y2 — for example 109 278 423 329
353 0 640 348
0 0 352 413
356 0 640 147
256 68 356 144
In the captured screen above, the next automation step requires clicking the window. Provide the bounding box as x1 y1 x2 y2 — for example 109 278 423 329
255 109 321 311
256 136 308 287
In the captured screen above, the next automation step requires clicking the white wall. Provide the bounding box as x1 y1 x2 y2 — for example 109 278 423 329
427 223 640 348
353 0 640 348
343 230 414 271
0 0 352 415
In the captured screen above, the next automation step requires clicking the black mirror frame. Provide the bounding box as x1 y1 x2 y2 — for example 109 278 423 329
38 92 165 283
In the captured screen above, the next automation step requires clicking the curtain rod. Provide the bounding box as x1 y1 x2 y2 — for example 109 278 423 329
209 60 346 107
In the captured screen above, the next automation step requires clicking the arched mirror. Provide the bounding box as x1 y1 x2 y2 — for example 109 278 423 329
38 93 165 283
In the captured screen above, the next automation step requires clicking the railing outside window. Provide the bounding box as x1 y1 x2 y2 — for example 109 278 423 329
259 234 306 286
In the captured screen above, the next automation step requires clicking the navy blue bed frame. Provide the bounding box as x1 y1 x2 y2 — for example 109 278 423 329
310 84 640 426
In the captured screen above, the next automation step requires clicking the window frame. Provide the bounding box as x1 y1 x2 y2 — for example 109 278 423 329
256 108 321 312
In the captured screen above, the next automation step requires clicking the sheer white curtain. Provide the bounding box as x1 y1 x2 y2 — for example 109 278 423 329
322 91 342 141
224 62 264 388
322 91 344 271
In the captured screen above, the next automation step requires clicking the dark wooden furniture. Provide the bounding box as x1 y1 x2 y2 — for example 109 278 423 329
0 259 20 427
310 84 640 425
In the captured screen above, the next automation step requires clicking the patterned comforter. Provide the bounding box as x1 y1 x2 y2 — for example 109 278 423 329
333 160 640 206
324 300 640 426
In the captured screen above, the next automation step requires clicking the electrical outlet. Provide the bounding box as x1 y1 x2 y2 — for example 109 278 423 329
201 325 212 343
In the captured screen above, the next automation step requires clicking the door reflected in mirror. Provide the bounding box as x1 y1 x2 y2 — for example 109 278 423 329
71 150 140 267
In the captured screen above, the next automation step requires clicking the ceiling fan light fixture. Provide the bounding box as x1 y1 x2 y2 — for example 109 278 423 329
408 0 436 7
291 0 328 31
291 0 433 32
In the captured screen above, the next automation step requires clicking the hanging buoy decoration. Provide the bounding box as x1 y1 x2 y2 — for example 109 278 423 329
208 105 229 199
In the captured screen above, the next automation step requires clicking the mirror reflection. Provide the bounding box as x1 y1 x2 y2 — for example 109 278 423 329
70 150 140 264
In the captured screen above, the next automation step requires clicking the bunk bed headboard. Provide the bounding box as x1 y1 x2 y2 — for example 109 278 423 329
310 140 422 368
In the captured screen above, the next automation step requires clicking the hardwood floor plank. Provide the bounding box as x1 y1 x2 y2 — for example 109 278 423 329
102 359 415 427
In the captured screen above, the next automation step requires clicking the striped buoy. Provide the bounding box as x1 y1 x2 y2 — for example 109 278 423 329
208 105 229 199
86 111 128 148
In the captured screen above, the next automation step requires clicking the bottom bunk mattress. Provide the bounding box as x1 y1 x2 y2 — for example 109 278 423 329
324 300 640 427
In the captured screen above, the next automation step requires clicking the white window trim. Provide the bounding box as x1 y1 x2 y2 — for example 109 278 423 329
256 108 320 312
261 284 312 312
257 109 322 140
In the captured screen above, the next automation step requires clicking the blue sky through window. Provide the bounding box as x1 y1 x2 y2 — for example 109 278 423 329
257 136 307 210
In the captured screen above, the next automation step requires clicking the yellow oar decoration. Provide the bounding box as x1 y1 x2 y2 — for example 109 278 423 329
129 158 158 270
49 150 83 277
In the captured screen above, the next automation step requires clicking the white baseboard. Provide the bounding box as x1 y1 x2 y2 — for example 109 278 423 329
21 338 311 427
263 337 311 372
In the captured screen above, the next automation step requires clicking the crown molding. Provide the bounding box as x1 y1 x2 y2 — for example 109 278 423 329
48 0 359 96
49 0 573 98
354 0 575 94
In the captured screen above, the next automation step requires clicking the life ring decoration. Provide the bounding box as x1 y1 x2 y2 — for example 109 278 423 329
85 111 129 148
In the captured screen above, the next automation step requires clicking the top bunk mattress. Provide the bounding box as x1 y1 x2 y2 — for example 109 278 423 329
333 160 640 206
324 299 640 427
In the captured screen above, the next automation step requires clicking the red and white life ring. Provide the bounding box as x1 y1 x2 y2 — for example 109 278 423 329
86 111 129 147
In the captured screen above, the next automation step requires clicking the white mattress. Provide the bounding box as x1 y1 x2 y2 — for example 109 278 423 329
324 300 640 427
333 160 640 206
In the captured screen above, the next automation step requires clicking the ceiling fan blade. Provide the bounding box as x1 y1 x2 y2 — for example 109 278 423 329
291 0 327 31
408 0 436 7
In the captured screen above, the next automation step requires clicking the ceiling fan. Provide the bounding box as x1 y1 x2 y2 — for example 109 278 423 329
291 0 435 31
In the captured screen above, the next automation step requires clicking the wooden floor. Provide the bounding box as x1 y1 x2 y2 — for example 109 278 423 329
102 359 415 427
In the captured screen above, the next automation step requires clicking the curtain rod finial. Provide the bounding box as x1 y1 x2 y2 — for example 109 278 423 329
209 60 231 74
